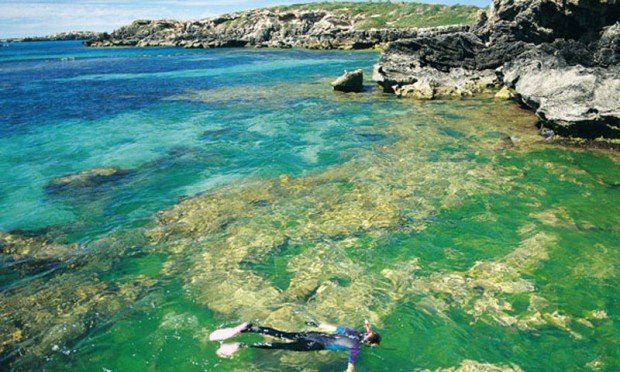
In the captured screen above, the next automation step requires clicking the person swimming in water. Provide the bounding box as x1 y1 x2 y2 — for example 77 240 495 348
210 319 381 371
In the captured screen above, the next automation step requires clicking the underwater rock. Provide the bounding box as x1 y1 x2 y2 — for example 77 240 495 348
46 166 132 193
0 231 78 268
143 101 541 336
0 226 163 368
160 312 199 330
587 310 609 320
404 228 570 333
436 359 523 371
331 69 363 93
0 273 158 367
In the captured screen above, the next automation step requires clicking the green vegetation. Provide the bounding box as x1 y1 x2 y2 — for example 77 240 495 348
272 1 482 29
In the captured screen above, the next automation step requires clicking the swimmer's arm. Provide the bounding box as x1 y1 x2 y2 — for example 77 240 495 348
346 362 355 372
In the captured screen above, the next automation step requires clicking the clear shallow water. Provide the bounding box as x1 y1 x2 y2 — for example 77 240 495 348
0 41 618 371
0 41 384 239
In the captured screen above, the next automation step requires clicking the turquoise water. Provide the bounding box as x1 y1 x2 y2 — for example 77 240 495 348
0 42 383 240
0 41 618 371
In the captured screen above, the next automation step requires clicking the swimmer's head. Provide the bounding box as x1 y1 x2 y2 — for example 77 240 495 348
362 331 381 346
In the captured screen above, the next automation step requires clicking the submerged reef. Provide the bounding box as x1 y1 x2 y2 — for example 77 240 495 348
45 167 133 194
1 82 616 369
0 231 78 264
0 272 157 365
435 359 523 371
0 228 161 368
139 99 604 369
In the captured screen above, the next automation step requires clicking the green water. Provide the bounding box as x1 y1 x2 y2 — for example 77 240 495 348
0 44 618 371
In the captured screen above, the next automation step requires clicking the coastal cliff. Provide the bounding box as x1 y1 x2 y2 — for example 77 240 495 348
84 2 479 49
374 0 620 138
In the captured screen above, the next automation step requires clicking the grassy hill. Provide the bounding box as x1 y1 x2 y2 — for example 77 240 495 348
273 1 482 29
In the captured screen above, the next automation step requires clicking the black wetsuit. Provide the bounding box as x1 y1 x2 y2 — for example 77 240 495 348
242 325 362 364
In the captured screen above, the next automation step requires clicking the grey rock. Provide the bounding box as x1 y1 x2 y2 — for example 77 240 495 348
375 65 498 99
20 31 100 42
374 0 620 138
332 69 364 93
373 29 503 94
540 127 555 140
595 22 620 67
500 44 620 138
474 0 619 44
84 10 436 50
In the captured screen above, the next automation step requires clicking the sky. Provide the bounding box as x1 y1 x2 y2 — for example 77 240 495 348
0 0 491 39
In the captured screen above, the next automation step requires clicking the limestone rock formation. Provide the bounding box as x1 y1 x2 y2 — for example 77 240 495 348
374 0 620 138
20 31 100 42
494 86 516 100
596 22 620 66
84 10 470 50
331 69 364 92
500 40 620 138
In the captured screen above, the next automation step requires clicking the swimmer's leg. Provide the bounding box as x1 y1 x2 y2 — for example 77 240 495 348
209 322 251 341
243 325 305 340
247 340 325 352
217 339 324 357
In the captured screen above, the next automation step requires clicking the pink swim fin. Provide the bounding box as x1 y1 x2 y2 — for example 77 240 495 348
216 342 242 357
209 322 250 341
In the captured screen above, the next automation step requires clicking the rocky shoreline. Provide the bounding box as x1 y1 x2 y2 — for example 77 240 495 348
85 9 472 50
84 0 620 139
14 31 101 42
374 0 620 139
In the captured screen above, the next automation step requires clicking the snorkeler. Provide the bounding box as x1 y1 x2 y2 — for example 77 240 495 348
209 319 381 371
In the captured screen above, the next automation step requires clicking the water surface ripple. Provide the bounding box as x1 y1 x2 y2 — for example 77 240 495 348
0 41 618 371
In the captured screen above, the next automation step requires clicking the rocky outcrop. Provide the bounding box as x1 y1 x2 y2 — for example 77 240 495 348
372 27 528 98
46 167 132 193
494 86 516 100
500 39 620 138
374 0 620 138
20 31 100 42
374 64 499 99
331 69 364 92
595 22 620 67
84 10 469 50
